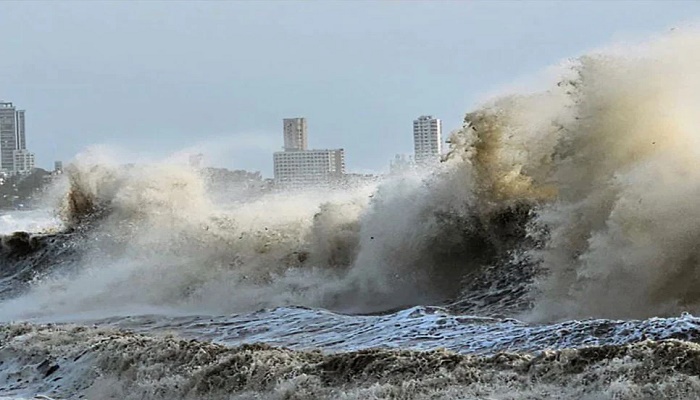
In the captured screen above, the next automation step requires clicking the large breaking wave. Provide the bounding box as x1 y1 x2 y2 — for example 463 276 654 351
2 30 700 326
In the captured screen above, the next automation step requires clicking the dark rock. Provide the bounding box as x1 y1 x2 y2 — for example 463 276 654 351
37 359 60 378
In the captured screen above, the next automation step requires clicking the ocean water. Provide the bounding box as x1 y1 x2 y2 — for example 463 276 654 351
4 30 700 399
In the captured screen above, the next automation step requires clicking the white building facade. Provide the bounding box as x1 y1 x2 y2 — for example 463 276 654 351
273 149 345 188
12 149 35 175
413 115 442 165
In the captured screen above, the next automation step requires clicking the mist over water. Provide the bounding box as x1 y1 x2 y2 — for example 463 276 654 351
4 31 700 323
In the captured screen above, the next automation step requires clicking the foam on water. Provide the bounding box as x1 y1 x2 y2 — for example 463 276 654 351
69 308 700 355
3 323 700 400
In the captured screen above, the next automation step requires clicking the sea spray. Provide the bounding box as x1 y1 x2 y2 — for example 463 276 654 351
4 30 700 324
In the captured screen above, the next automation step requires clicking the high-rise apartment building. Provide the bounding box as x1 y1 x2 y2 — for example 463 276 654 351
413 115 442 165
0 101 34 175
283 118 308 151
273 118 345 188
0 101 26 173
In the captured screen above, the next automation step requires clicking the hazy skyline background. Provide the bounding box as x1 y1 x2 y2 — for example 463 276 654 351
2 0 699 176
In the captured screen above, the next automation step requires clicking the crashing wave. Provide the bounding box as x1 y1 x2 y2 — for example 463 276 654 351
3 31 700 324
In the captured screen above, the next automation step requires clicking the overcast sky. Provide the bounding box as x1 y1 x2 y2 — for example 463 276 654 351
1 1 699 176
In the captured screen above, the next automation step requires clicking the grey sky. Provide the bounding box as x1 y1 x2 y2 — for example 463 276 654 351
1 1 699 176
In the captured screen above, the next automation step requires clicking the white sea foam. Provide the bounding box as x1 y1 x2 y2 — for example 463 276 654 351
0 210 61 235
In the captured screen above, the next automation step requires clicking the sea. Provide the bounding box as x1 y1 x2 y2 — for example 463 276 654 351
3 31 700 399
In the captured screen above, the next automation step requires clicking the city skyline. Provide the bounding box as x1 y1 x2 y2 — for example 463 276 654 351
2 2 699 175
0 100 442 179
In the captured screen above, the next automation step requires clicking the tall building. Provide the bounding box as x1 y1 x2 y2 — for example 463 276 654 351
283 118 308 151
0 101 34 175
273 118 345 189
0 102 23 172
413 115 442 165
